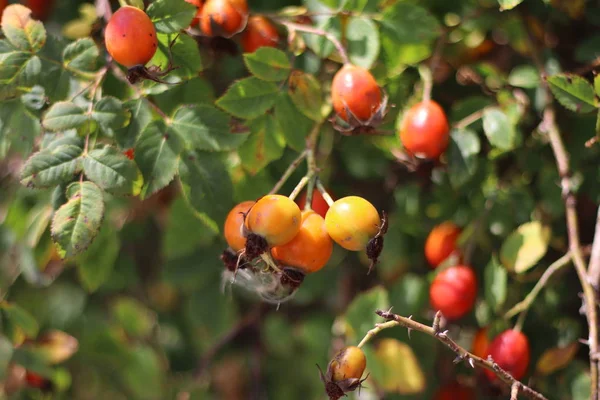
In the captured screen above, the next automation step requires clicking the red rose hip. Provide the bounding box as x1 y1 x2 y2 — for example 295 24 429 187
425 221 461 268
485 329 530 381
241 16 279 53
331 64 382 123
400 100 450 160
429 265 477 320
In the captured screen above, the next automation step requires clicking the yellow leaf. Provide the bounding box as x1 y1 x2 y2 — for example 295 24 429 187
536 342 579 375
372 339 426 394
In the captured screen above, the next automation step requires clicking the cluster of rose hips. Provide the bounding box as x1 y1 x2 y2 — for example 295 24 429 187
104 0 281 83
221 192 386 303
426 222 531 386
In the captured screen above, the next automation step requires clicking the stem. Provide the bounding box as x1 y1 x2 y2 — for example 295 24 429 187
588 206 600 288
83 67 109 154
418 65 433 103
511 383 521 400
278 21 350 65
453 107 491 130
373 310 548 400
304 175 317 211
289 176 309 201
269 151 307 195
357 320 399 348
316 179 334 206
504 252 572 320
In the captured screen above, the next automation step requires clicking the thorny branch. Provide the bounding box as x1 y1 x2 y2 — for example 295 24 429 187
278 21 350 65
371 310 549 400
522 14 600 399
588 207 600 289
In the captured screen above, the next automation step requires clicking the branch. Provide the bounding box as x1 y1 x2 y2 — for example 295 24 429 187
504 252 572 320
269 150 307 195
522 13 599 398
588 206 600 288
373 310 549 400
278 21 350 65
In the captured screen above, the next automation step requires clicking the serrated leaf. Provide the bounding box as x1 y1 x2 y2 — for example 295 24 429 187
152 33 204 79
170 105 248 151
76 221 120 292
20 145 83 189
547 74 597 113
288 71 323 122
238 115 285 175
216 77 279 119
62 38 99 75
147 0 197 34
51 181 104 258
178 150 233 226
346 17 380 69
447 128 480 187
1 5 46 52
371 339 425 394
83 146 142 196
92 96 131 130
343 286 389 341
274 93 312 152
482 107 516 150
1 302 39 338
21 85 45 110
115 98 153 149
500 221 551 273
112 298 155 338
498 0 525 11
484 256 507 312
243 47 291 82
42 101 87 131
135 121 183 199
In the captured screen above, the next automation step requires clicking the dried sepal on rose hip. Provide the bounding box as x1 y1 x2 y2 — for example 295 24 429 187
330 64 389 136
244 194 302 261
220 200 255 272
318 346 368 400
325 196 387 273
104 6 178 84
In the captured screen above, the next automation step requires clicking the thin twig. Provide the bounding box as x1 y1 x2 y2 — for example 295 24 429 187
373 310 549 400
453 106 492 130
522 14 599 397
269 150 307 195
315 179 334 206
278 21 350 65
83 66 109 154
588 206 600 289
511 382 521 400
504 252 572 320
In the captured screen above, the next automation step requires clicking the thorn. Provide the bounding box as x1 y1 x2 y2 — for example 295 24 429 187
468 357 475 369
579 338 591 346
407 315 413 339
432 311 442 334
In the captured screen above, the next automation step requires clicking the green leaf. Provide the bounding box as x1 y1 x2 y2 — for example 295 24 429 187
123 346 164 399
447 128 480 187
92 96 131 130
388 274 428 317
546 74 597 113
115 98 153 149
178 150 233 226
0 336 13 380
21 85 45 110
498 0 525 11
596 74 600 97
508 65 540 89
1 5 46 52
243 47 291 82
83 146 143 196
238 115 285 175
62 38 99 75
152 33 204 79
42 101 87 131
343 286 389 341
500 221 551 273
76 220 120 292
112 298 155 338
482 107 516 150
147 0 197 34
170 105 248 151
216 77 279 119
380 3 441 68
484 256 507 312
1 302 39 338
135 121 183 199
274 93 313 152
346 17 380 69
51 181 105 258
20 145 83 189
288 71 323 122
